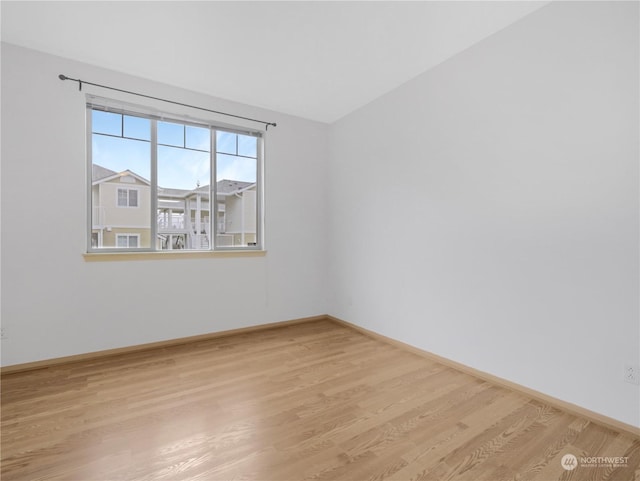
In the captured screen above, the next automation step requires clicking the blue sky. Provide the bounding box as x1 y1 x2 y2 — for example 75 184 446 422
92 110 257 190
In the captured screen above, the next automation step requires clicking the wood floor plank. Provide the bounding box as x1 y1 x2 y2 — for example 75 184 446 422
2 319 638 480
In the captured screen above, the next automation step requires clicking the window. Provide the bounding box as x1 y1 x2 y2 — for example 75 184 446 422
88 101 263 252
117 188 138 207
116 234 140 248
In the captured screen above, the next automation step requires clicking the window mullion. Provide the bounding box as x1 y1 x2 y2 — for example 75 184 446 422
211 129 217 251
151 119 158 251
257 136 264 250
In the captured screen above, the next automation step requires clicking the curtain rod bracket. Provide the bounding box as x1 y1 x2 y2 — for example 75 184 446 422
58 73 277 130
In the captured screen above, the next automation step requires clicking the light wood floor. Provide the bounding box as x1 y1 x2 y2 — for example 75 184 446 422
2 319 639 481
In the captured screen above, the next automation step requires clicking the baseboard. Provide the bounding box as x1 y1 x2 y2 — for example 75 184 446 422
0 315 326 376
327 315 640 439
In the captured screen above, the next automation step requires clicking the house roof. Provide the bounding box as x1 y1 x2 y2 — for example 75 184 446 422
158 181 253 198
92 168 151 186
217 180 254 195
92 164 118 182
92 164 254 197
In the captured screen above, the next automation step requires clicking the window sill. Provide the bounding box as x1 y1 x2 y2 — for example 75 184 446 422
83 250 266 261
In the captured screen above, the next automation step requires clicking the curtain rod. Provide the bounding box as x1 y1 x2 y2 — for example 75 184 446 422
58 74 277 130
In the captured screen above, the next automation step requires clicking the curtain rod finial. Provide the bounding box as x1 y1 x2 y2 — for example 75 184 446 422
58 74 67 80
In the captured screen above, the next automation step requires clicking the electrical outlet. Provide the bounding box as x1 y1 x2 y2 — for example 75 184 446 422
624 364 639 385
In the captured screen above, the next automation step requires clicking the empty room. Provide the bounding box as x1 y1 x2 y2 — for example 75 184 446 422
1 1 638 480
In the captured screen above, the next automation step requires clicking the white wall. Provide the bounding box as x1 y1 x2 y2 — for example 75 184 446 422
328 1 639 427
1 43 329 366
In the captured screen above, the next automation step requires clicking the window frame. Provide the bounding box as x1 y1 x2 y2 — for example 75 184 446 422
86 100 265 254
116 187 139 208
115 233 140 248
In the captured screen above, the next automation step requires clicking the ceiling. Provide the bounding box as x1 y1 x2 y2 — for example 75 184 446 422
1 1 549 123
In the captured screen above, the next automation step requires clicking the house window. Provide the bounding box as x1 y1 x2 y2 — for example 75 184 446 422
117 188 138 207
88 101 263 253
116 234 140 248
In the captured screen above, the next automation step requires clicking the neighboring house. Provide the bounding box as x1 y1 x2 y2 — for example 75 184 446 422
91 164 256 249
91 165 152 249
212 180 257 247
